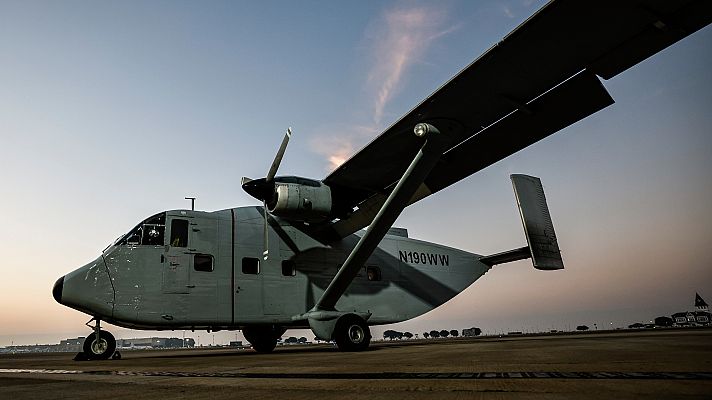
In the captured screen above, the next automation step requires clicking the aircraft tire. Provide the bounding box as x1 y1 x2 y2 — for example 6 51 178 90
334 314 371 352
250 337 278 353
83 330 116 360
243 327 282 353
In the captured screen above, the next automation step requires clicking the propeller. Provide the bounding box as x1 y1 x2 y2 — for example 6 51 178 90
267 128 292 182
241 127 292 260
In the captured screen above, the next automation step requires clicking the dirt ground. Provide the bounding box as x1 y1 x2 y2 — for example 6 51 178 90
1 328 710 399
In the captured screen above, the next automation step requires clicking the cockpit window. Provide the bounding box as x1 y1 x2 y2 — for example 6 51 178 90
170 219 189 247
120 213 166 246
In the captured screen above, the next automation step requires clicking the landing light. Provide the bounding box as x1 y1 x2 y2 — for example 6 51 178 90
414 123 429 137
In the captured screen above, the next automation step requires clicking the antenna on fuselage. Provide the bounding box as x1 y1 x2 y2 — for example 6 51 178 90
185 197 196 211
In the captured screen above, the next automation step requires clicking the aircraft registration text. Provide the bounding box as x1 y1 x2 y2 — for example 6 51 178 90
399 251 449 266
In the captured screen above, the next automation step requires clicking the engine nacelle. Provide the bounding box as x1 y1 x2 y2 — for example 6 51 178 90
268 181 332 222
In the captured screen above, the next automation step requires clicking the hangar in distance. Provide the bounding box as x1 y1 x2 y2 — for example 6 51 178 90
52 0 712 359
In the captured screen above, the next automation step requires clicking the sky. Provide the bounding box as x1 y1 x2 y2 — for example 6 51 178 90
0 0 710 347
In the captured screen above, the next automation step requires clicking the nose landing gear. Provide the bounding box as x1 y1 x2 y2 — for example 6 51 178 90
80 318 117 360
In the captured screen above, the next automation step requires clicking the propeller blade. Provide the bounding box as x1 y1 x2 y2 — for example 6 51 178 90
266 127 292 182
248 127 292 259
263 200 269 260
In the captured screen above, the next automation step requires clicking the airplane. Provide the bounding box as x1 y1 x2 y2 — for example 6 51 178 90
52 0 711 359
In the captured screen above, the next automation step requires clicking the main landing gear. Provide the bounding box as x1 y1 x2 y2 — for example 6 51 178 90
304 123 443 352
243 325 286 353
333 314 371 352
80 318 117 360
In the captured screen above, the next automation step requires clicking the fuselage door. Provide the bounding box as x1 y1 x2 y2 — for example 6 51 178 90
186 214 219 323
233 208 271 322
163 217 191 294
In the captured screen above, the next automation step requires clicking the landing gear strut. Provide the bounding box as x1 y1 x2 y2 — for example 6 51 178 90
82 318 116 360
304 122 446 352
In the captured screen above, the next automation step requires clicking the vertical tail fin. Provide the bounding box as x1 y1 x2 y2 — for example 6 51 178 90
511 174 564 270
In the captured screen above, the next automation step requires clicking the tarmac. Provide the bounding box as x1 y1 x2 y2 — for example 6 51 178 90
1 328 711 399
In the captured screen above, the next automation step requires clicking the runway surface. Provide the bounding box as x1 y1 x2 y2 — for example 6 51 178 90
2 329 711 399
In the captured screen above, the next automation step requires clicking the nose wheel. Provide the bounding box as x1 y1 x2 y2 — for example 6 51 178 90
82 318 117 360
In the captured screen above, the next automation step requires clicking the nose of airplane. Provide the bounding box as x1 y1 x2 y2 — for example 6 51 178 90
52 276 64 304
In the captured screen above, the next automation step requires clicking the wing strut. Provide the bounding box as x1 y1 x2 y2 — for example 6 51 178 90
312 123 448 312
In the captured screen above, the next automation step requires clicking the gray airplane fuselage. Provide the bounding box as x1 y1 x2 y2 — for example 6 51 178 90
59 207 490 331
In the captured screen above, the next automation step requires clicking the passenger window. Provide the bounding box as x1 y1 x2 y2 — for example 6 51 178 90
170 219 189 247
282 260 296 276
242 257 259 274
366 266 381 281
194 254 213 272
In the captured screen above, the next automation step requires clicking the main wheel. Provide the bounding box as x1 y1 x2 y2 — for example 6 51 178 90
83 330 116 360
334 315 371 352
243 326 284 353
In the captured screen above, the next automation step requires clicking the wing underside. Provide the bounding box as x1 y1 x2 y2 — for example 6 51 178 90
309 0 711 241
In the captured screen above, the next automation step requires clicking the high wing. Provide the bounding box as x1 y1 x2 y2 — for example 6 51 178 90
308 0 711 241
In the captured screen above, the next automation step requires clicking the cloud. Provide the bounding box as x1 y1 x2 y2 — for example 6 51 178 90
501 5 515 18
309 124 379 172
309 5 454 172
503 1 542 18
368 7 452 125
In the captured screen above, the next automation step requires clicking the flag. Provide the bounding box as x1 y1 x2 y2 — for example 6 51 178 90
695 292 708 308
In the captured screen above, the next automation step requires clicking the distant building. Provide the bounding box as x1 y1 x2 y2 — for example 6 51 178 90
654 316 673 327
0 336 196 354
58 337 85 353
695 312 710 324
672 293 710 326
462 327 481 337
0 337 86 354
672 312 690 325
673 311 711 326
117 337 194 349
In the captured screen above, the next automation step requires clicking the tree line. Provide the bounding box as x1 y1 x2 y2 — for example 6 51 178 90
383 328 482 340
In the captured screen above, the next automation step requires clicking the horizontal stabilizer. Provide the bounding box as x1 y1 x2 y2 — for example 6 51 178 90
479 246 530 267
511 174 564 270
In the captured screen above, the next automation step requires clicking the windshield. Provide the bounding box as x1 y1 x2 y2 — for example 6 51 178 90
119 212 166 246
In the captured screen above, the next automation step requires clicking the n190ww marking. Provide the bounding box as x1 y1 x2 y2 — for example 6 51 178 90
399 251 449 266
